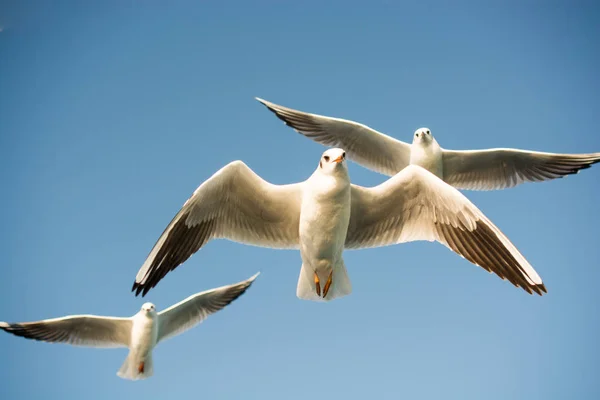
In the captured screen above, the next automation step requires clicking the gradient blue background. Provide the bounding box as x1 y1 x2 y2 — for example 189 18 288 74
1 1 598 399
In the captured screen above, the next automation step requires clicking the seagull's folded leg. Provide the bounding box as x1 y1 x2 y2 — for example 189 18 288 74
314 272 322 297
323 272 334 298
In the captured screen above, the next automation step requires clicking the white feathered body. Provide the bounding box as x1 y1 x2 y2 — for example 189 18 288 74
297 170 352 301
117 311 158 380
410 137 444 179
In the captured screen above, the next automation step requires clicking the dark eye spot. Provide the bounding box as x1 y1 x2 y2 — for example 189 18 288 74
342 152 346 158
324 155 330 162
415 133 419 137
427 130 430 134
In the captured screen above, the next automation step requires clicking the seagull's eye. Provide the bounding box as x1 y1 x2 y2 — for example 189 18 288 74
324 155 330 162
415 133 419 138
426 130 430 134
342 152 346 158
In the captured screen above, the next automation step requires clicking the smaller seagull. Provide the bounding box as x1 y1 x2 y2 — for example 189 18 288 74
0 273 259 380
256 98 600 190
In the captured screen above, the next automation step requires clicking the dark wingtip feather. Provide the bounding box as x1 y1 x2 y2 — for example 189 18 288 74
255 97 273 109
256 98 305 130
256 98 290 125
131 281 147 297
527 283 547 296
0 323 31 339
217 275 258 308
132 213 214 300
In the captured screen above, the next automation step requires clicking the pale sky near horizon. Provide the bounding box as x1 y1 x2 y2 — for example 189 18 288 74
1 1 599 399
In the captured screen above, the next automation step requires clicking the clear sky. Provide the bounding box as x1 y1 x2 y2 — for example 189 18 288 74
1 1 599 399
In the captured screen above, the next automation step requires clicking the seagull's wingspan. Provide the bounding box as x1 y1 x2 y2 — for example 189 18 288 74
157 273 258 342
0 315 132 348
133 161 303 296
256 98 411 176
442 148 600 190
345 165 546 295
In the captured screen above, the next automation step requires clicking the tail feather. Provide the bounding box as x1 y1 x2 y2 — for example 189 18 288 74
117 352 154 381
296 262 352 302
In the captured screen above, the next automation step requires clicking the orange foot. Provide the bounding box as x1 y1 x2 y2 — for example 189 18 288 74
322 271 333 298
138 362 145 374
314 272 321 297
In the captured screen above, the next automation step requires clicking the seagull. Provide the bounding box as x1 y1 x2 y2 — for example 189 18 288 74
132 148 545 302
0 273 258 380
256 98 600 190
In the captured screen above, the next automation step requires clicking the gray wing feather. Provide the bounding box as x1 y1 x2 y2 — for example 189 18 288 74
0 315 132 348
442 148 600 190
133 161 302 296
345 165 546 295
256 98 411 176
157 273 259 342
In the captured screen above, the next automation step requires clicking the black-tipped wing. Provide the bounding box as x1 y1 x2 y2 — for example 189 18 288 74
442 148 600 190
157 273 259 342
345 165 546 295
0 315 132 348
256 97 411 176
133 161 302 296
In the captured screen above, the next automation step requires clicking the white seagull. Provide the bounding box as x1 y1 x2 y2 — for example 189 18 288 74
256 98 600 190
132 148 545 301
0 273 258 380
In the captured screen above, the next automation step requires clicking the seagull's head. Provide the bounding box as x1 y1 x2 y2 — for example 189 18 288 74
319 148 347 175
141 302 156 315
413 127 433 145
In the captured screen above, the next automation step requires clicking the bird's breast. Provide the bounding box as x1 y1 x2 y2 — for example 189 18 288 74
299 185 351 261
410 145 443 178
130 316 158 354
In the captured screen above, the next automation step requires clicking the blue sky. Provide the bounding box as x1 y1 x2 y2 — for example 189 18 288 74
1 1 599 399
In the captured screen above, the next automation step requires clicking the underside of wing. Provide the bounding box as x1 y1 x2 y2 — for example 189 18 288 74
443 148 600 190
256 97 411 176
133 161 302 296
0 315 131 348
346 165 546 295
157 273 259 342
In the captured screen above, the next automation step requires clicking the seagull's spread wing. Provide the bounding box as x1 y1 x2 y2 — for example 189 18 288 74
0 315 132 348
345 165 546 295
256 98 411 176
442 148 600 190
133 161 303 296
157 273 258 342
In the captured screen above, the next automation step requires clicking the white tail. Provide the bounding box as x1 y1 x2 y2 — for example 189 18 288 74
296 262 352 302
117 352 154 381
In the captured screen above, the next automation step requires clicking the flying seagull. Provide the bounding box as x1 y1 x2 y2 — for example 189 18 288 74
256 98 600 190
1 273 258 380
132 148 545 301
